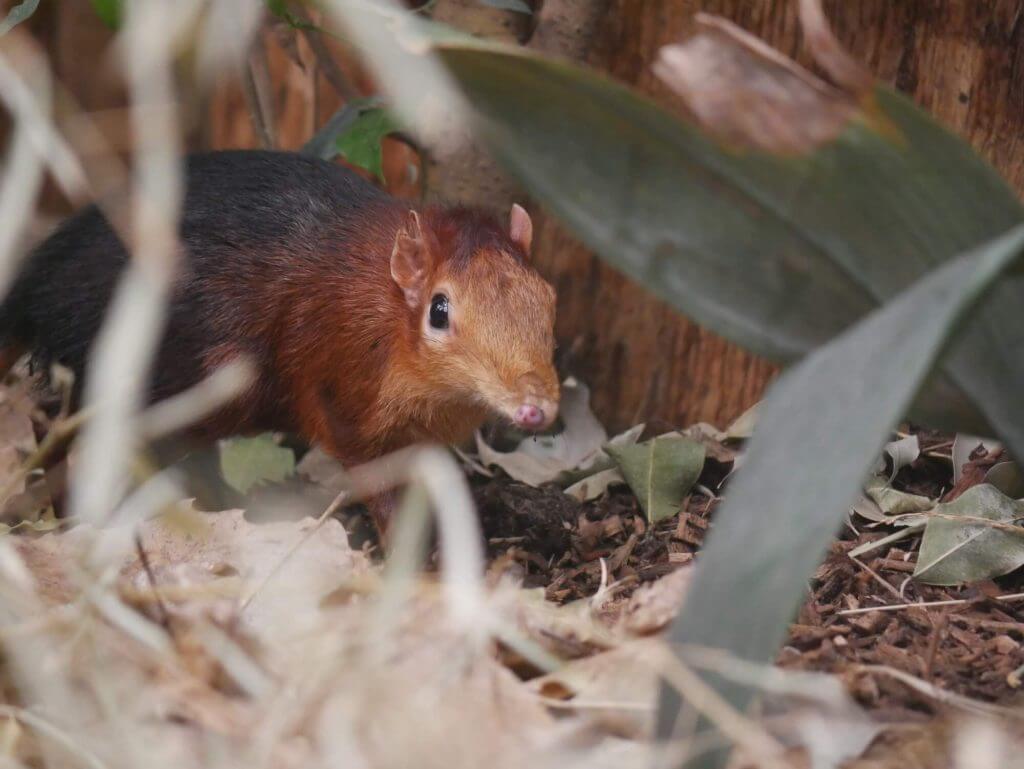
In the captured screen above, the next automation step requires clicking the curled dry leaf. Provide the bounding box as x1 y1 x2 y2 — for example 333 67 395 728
617 565 692 636
654 14 861 154
563 467 625 502
724 402 758 441
795 0 873 92
513 587 619 659
476 379 608 487
680 423 739 464
880 435 920 479
946 437 1006 502
862 474 932 520
527 638 662 739
561 423 645 500
952 433 1002 484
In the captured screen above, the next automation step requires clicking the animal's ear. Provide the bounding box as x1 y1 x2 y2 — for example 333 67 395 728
390 210 435 308
509 203 533 257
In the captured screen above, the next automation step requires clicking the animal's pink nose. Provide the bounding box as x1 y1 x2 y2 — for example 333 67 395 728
514 404 546 429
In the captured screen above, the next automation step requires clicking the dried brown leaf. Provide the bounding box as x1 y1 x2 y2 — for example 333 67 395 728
655 14 859 154
618 565 692 636
796 0 873 92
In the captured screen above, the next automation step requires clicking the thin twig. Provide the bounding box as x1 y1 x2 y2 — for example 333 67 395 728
537 697 654 711
652 645 790 769
242 35 276 149
921 611 948 681
857 664 1024 719
847 522 923 558
0 705 110 769
119 578 242 604
837 591 1024 616
849 555 903 600
289 2 360 100
134 531 172 633
919 511 1024 535
240 488 349 611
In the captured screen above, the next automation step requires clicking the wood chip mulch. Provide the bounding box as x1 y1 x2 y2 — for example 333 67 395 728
471 425 1024 716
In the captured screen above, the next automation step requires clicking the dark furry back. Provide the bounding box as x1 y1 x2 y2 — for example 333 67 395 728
0 150 391 418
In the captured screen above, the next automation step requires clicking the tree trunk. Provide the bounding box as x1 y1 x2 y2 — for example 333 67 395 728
534 0 1024 433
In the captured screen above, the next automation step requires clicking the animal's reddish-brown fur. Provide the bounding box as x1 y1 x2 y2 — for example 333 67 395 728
265 202 559 466
0 151 560 513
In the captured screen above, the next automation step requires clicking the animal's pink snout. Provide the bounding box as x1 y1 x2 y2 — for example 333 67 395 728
514 404 546 429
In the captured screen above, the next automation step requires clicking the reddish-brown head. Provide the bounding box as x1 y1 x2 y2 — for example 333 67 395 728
389 203 559 432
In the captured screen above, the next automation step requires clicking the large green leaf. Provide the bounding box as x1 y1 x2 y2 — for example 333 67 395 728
914 484 1024 585
433 38 1024 436
305 100 402 181
654 226 1024 763
607 435 705 523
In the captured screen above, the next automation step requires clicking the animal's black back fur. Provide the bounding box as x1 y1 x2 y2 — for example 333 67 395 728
0 150 390 425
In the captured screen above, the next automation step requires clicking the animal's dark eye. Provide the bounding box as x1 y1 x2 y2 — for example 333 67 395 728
429 294 449 330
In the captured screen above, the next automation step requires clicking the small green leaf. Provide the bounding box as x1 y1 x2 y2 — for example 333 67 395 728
265 0 316 30
607 435 705 523
0 0 40 36
91 0 122 29
302 97 383 160
219 434 295 495
914 484 1024 585
863 475 932 518
335 107 401 181
480 0 532 13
